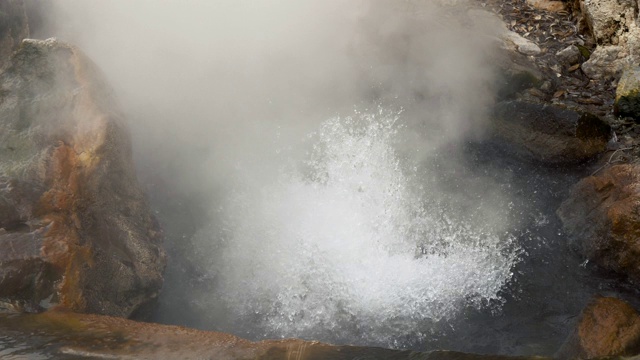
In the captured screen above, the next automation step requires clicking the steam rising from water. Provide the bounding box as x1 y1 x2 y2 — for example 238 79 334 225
192 110 520 344
40 0 520 347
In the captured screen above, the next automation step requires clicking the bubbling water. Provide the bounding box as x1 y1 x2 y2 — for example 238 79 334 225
194 110 520 346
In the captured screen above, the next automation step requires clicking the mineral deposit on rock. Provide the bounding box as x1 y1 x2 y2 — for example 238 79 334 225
0 38 166 317
557 297 640 359
558 164 640 284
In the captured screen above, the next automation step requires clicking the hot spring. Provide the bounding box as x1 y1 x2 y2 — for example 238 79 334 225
183 110 520 346
149 106 637 355
35 0 640 356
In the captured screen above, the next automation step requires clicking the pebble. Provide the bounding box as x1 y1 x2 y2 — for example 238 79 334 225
502 32 542 56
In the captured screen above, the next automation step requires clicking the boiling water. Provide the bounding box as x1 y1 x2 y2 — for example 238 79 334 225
186 110 521 346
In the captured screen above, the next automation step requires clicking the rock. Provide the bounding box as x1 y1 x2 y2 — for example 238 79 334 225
557 164 640 284
501 31 542 56
467 9 541 57
490 100 611 164
615 66 640 120
557 297 640 359
0 0 29 71
578 0 636 45
492 47 545 100
0 38 166 317
581 45 631 80
0 311 553 360
575 0 640 80
495 68 543 101
526 0 566 12
556 45 582 66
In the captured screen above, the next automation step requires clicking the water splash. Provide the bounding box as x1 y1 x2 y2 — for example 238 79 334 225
193 110 520 346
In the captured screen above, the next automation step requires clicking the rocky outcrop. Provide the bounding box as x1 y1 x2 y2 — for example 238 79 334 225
0 38 166 317
578 0 637 46
490 100 611 164
615 67 640 120
557 164 640 284
576 0 640 79
0 0 29 71
557 297 640 359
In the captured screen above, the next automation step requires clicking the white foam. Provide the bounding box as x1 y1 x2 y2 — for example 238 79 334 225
194 110 520 345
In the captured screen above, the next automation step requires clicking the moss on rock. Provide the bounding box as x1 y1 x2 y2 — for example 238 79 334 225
615 67 640 120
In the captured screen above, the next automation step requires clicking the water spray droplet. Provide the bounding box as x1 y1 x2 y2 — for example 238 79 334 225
193 110 520 346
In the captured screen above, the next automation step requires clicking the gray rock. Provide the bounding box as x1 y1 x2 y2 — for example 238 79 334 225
490 100 611 164
581 46 630 79
579 0 636 45
615 66 640 120
0 38 166 317
575 0 640 80
556 45 581 65
494 64 544 101
502 31 542 56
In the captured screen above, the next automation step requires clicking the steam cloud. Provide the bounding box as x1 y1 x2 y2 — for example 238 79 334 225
40 0 500 172
41 0 518 348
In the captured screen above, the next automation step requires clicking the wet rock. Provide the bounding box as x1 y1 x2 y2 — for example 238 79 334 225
0 311 554 360
490 100 611 164
0 38 166 317
557 164 640 284
615 67 640 120
557 297 640 359
0 0 29 71
556 45 581 66
495 62 544 101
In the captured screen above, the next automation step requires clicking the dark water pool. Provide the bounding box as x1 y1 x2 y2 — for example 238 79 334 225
147 134 640 356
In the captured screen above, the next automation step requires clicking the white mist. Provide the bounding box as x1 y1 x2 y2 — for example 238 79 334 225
191 110 520 345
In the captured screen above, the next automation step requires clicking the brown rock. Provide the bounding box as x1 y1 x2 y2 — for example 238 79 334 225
0 38 166 317
557 164 640 283
557 297 640 359
0 0 29 71
526 0 566 12
491 100 611 164
0 310 553 360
